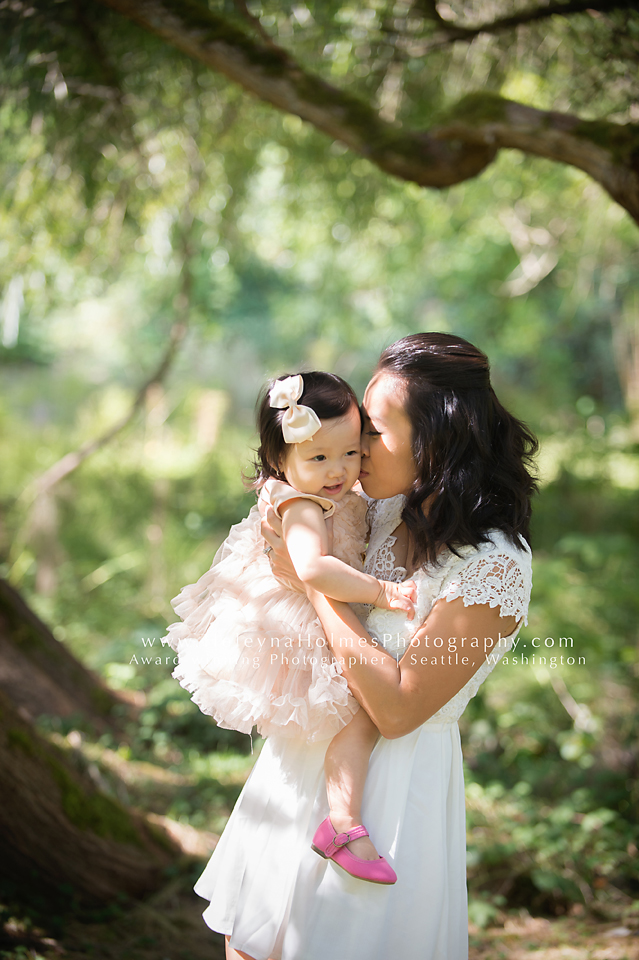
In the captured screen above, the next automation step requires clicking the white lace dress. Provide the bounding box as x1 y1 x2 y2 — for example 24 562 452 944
194 495 533 960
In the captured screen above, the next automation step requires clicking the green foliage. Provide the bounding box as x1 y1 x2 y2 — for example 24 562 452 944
466 775 636 912
459 432 639 916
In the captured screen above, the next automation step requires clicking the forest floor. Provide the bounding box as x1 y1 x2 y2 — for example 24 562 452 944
2 732 637 960
2 881 639 960
469 913 639 960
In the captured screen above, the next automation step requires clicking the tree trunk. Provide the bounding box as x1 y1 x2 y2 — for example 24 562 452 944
611 293 639 437
0 577 122 726
0 689 177 903
0 580 176 902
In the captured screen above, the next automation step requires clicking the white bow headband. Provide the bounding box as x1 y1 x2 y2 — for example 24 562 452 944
269 375 321 444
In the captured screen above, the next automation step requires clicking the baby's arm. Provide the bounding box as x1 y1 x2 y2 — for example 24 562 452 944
280 498 416 617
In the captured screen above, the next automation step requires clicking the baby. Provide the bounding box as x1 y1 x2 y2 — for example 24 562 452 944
165 371 416 884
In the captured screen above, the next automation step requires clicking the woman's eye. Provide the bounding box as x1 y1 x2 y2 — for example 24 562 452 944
366 429 381 437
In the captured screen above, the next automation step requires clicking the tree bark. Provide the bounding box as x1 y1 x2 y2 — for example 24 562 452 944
97 0 496 188
0 578 121 726
97 0 639 223
0 689 176 903
433 96 639 224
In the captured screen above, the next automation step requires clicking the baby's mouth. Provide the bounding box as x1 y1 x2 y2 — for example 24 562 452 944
323 482 344 495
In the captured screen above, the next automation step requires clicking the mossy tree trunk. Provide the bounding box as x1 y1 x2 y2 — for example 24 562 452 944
0 689 176 903
0 577 121 726
0 580 177 902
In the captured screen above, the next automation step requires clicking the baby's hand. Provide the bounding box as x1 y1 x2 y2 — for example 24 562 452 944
375 579 417 620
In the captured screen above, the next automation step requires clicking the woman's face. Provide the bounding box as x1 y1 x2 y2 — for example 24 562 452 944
359 373 418 500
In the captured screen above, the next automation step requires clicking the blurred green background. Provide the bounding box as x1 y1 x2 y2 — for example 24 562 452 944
0 0 638 933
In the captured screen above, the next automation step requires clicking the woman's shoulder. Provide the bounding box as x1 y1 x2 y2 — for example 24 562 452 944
426 528 533 625
437 529 531 566
475 528 531 561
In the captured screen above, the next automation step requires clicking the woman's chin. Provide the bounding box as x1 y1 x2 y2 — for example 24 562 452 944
360 475 407 500
360 475 384 499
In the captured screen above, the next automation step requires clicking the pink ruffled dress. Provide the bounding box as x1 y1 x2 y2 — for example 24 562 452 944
164 479 368 742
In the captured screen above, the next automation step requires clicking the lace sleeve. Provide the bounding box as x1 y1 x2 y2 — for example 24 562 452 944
438 541 532 626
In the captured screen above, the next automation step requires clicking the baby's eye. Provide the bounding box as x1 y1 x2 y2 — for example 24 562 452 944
346 450 360 456
312 455 326 461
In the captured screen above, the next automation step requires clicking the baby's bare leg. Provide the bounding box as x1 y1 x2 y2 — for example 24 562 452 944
325 707 380 861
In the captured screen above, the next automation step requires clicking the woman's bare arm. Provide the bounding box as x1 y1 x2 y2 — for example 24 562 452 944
306 589 517 740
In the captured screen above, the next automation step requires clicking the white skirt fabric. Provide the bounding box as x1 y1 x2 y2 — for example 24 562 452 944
196 721 468 960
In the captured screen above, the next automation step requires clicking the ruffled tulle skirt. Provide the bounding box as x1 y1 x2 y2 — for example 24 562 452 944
164 505 359 742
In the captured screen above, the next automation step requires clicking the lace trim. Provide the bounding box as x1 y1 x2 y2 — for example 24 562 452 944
361 515 532 724
368 535 408 583
365 497 405 559
365 548 530 670
438 551 531 626
364 495 407 582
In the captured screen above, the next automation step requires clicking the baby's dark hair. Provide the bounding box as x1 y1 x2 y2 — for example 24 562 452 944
250 371 359 486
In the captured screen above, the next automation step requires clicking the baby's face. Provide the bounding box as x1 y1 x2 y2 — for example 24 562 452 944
279 404 362 501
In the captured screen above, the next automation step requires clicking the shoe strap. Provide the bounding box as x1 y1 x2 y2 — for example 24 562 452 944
333 825 369 847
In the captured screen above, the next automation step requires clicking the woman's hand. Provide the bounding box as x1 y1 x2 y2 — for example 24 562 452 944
260 505 306 594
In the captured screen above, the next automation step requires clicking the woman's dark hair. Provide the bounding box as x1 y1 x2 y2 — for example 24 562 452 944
376 332 538 567
250 371 360 486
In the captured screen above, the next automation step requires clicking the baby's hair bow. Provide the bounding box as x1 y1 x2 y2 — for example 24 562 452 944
269 375 321 444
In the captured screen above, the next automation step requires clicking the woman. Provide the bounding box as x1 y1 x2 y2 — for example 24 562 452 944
197 332 537 960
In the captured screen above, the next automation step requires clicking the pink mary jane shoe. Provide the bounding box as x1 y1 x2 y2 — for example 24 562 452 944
311 816 397 885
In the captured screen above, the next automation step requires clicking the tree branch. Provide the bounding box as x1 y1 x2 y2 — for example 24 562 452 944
232 0 281 51
19 319 188 505
433 94 639 223
96 0 496 188
404 0 635 50
16 88 229 508
95 0 639 223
